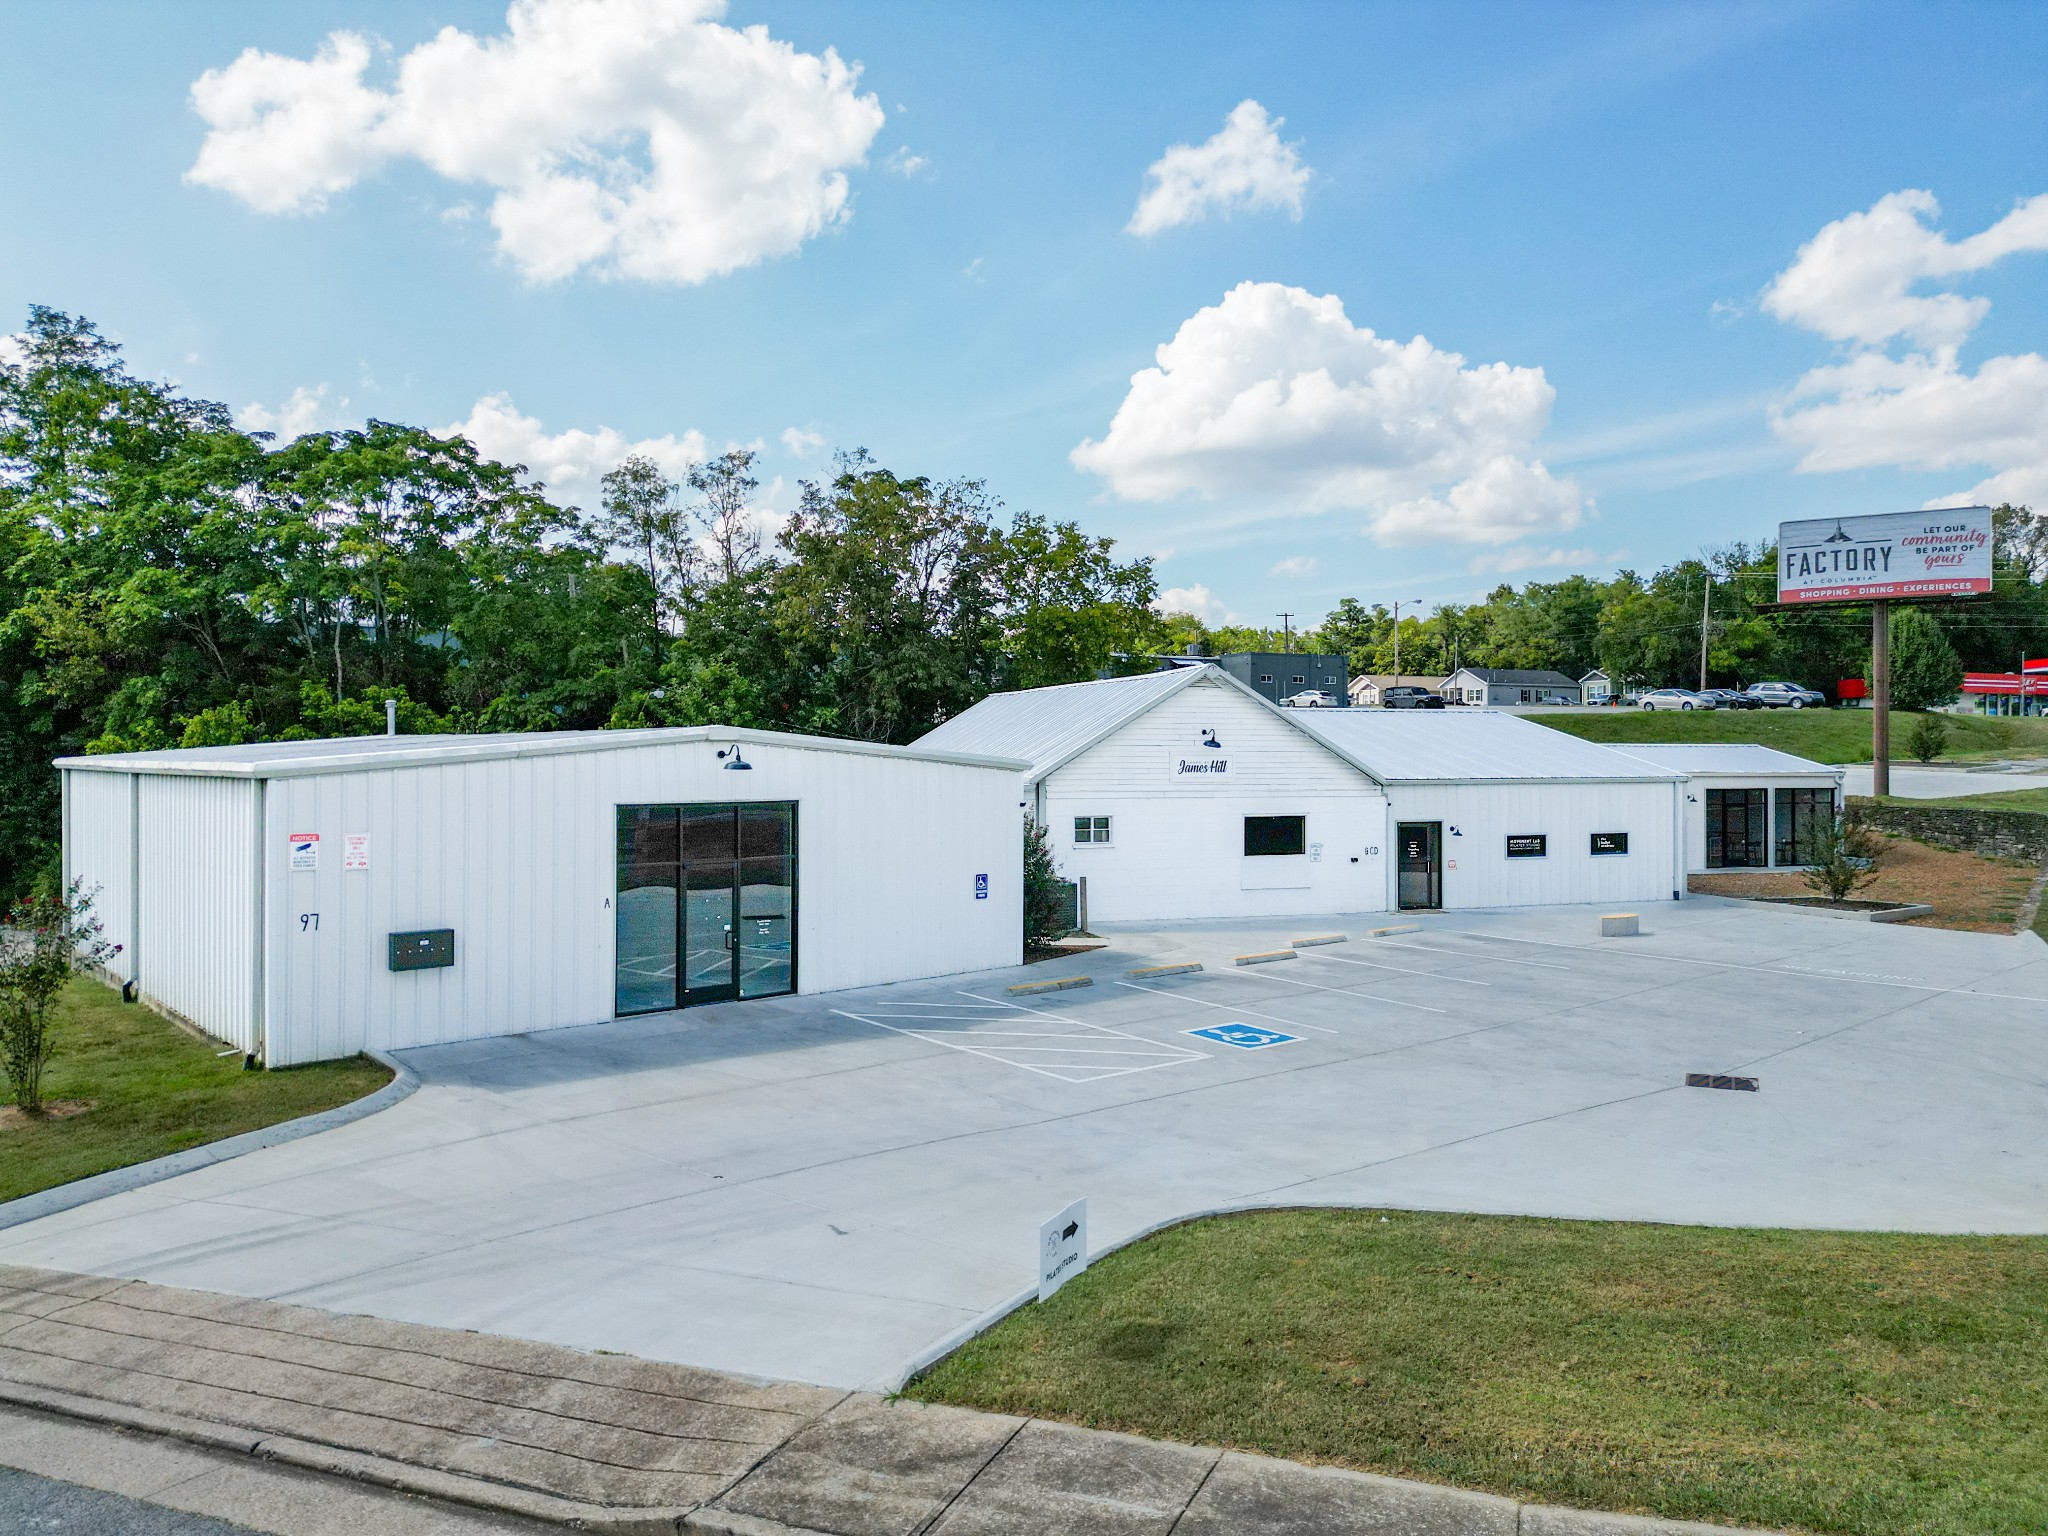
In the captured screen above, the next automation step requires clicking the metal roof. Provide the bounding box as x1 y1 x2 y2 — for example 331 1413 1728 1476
915 665 1390 786
1287 710 1683 783
1606 743 1842 778
1447 667 1581 687
56 725 1030 781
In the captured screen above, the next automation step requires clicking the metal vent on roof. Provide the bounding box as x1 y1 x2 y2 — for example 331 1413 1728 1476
1685 1073 1758 1092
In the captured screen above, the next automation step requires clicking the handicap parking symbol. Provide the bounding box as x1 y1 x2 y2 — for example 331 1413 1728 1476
1186 1022 1297 1050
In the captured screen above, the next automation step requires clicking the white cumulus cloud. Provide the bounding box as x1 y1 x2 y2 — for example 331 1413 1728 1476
185 0 885 285
1765 190 2048 509
779 425 827 458
1269 555 1317 578
1467 544 1603 576
239 383 349 438
1153 584 1235 626
1072 281 1587 546
1127 100 1309 237
440 393 707 510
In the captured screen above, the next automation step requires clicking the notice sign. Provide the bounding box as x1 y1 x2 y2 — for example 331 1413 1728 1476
1590 832 1628 856
1506 835 1547 858
288 832 319 871
1039 1197 1088 1302
343 833 370 871
1165 726 1230 782
1778 507 1992 604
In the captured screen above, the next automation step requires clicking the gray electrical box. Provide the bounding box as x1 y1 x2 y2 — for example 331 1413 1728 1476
389 928 455 972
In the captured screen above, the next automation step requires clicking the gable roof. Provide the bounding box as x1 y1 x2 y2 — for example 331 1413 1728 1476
1447 667 1581 688
914 665 1387 786
1287 709 1683 783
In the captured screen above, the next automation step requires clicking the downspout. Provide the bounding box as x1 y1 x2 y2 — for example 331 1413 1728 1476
1672 778 1685 901
128 773 142 991
252 778 268 1067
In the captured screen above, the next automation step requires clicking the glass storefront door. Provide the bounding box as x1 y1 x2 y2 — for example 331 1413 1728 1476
615 802 797 1015
1397 822 1442 910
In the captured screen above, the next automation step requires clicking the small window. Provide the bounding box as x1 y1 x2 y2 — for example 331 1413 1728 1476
1244 816 1307 857
1259 673 1273 683
1291 674 1306 685
1073 815 1111 846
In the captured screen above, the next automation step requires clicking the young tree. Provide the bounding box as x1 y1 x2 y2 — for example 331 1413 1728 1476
1 882 118 1112
1874 606 1965 712
1799 817 1887 904
1022 817 1071 945
1907 713 1951 762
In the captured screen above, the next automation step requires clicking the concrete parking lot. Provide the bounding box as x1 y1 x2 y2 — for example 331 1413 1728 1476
5 897 2047 1391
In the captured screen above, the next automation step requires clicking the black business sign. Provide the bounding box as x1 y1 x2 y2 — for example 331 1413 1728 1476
1590 832 1628 856
1505 835 1547 858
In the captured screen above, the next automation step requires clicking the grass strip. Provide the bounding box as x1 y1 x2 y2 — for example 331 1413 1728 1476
1538 707 2048 764
2 979 391 1204
910 1208 2048 1536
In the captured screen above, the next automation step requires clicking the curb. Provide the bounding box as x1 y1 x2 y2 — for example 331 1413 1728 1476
1367 923 1421 936
0 1050 417 1233
1005 975 1094 995
1127 962 1202 978
0 1380 693 1535
1233 950 1295 966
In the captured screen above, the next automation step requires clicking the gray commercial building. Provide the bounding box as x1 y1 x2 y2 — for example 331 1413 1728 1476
1201 651 1349 706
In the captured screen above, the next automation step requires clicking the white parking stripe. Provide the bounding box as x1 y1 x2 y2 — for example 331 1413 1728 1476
1361 936 1575 971
1113 978 1337 1033
831 1001 1207 1083
1226 968 1448 1014
1307 952 1490 987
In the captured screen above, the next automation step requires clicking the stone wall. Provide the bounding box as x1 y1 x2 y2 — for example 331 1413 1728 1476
1846 797 2048 862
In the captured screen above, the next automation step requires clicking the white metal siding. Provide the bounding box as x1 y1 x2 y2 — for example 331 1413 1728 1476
1386 781 1680 910
1047 679 1389 922
63 770 137 980
136 776 260 1050
258 739 1021 1065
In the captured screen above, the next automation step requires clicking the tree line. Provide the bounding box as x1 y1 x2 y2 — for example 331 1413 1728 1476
0 308 1163 899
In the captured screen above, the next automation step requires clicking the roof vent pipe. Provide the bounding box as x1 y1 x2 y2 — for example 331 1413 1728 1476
1184 641 1203 658
385 699 397 736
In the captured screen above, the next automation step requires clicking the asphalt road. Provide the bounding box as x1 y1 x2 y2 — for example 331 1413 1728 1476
0 1465 256 1533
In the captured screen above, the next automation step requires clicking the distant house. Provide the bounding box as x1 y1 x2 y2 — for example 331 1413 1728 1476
1579 669 1613 704
1348 674 1448 706
1441 667 1582 707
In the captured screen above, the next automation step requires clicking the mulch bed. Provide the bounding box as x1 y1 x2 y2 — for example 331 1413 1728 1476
1688 833 2037 933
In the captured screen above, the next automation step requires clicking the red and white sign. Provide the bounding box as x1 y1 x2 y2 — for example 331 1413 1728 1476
288 832 320 871
1778 507 1992 604
1962 673 2048 697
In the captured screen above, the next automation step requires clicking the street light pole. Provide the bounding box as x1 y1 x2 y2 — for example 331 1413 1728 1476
1391 599 1422 691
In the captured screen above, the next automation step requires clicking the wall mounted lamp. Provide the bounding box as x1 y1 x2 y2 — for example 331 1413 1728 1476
717 744 752 771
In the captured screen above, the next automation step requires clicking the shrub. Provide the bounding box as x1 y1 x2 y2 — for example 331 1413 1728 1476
1798 817 1887 904
1 882 119 1113
1906 713 1951 762
1023 817 1072 946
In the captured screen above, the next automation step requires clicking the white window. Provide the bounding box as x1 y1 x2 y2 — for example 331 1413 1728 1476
1073 815 1111 846
1259 673 1273 683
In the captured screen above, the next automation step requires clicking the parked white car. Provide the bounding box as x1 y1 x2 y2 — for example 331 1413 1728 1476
1638 688 1715 711
1282 689 1337 708
1744 681 1827 709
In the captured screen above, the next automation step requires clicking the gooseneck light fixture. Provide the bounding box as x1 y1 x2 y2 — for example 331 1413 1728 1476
717 744 752 771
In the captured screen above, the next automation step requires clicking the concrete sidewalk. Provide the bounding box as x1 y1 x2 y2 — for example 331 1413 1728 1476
0 1263 1770 1535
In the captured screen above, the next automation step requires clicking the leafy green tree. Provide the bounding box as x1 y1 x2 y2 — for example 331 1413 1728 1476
1873 606 1964 712
1 882 118 1112
1022 817 1070 945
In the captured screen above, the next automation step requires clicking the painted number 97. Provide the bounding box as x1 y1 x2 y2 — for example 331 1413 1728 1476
299 913 320 932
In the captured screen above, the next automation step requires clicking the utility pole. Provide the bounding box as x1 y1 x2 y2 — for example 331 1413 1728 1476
1390 598 1422 690
1697 575 1712 692
1872 600 1891 797
1277 613 1294 654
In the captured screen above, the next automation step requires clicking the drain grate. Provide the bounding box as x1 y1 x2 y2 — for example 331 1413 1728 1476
1686 1072 1758 1092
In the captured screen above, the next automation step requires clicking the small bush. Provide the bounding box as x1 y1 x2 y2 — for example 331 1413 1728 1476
1907 713 1951 762
1798 817 1887 904
1023 817 1072 946
2 882 119 1112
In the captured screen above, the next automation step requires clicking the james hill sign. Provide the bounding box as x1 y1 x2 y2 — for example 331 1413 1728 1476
1778 507 1993 604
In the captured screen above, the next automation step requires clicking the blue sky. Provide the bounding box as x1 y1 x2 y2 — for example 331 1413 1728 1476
2 0 2043 629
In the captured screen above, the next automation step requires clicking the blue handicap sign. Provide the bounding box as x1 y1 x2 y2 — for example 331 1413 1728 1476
974 873 989 899
1186 1022 1297 1050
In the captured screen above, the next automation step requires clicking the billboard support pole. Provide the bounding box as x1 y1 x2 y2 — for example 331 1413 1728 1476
1872 599 1891 798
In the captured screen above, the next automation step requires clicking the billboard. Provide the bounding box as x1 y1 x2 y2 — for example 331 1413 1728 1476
1777 506 1993 605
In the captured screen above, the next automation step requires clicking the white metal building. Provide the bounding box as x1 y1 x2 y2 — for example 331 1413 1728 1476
919 667 1392 924
1293 709 1687 911
1607 743 1843 872
60 727 1026 1066
917 666 1687 922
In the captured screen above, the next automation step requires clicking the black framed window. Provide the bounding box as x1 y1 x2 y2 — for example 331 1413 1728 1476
1244 815 1306 856
1073 815 1111 845
1774 787 1836 866
1706 788 1768 868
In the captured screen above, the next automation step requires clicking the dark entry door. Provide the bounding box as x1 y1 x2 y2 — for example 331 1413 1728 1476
1397 822 1442 910
616 802 797 1016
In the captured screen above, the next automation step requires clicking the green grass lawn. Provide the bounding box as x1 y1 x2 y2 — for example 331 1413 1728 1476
911 1209 2048 1536
1537 707 2048 764
1 978 391 1205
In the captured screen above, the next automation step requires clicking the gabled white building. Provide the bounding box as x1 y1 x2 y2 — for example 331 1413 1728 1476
918 666 1688 923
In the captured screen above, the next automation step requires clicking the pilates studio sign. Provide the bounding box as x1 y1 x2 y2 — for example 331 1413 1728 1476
1777 507 1993 605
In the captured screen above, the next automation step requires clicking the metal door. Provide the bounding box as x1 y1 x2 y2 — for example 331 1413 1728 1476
1397 822 1442 910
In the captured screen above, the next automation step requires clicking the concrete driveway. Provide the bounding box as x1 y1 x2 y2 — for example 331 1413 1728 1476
5 899 2047 1390
1839 762 2048 798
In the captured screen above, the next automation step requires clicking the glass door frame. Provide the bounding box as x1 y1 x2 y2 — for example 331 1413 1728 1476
614 801 798 1017
1396 821 1443 911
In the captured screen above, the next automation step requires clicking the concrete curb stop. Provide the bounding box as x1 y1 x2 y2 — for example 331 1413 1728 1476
1004 975 1094 996
0 1049 418 1233
1127 962 1203 978
1232 950 1296 967
1368 923 1421 936
1289 934 1346 948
